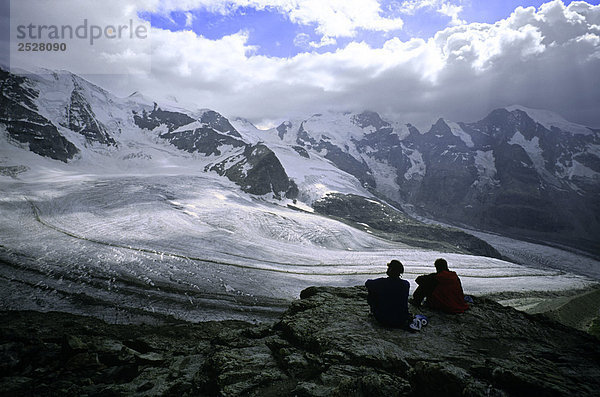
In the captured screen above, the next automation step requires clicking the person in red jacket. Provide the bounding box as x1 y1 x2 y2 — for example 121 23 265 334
412 258 469 313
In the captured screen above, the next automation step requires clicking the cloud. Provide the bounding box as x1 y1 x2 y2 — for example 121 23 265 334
309 36 337 49
142 0 405 41
396 0 466 26
8 0 151 75
184 12 195 27
5 1 600 129
117 0 598 128
293 33 311 49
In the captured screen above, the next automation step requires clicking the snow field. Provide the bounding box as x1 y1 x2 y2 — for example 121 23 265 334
1 173 596 323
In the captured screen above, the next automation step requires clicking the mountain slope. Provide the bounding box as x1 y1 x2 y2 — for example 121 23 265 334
1 67 599 330
1 66 599 255
0 67 298 199
274 109 599 254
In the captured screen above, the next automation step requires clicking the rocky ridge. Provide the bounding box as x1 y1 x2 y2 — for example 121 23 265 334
313 193 501 258
284 109 600 254
0 67 296 200
0 67 500 258
2 286 599 396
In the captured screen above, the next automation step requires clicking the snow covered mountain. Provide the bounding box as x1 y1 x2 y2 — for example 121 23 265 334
0 67 299 200
1 66 599 254
1 66 599 324
255 108 600 254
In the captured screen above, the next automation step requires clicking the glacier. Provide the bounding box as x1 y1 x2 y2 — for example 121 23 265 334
0 67 598 324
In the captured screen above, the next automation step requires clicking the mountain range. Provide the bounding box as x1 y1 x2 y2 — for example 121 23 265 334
1 66 599 256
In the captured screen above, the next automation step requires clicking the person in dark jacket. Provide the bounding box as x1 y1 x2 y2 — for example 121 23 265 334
365 260 410 327
412 258 469 313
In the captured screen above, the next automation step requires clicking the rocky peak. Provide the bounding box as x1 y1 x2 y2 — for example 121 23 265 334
276 121 293 140
476 108 540 142
62 80 116 146
0 69 79 162
430 118 452 134
200 110 241 138
421 118 466 149
296 122 318 148
0 69 38 112
351 110 391 131
132 104 195 133
210 143 298 199
161 126 245 156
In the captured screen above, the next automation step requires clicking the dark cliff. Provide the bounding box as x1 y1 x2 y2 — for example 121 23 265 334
1 286 599 396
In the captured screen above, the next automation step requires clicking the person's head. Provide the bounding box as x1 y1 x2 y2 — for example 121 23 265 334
386 260 404 278
434 258 449 273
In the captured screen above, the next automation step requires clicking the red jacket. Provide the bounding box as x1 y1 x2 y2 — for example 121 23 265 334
428 271 469 313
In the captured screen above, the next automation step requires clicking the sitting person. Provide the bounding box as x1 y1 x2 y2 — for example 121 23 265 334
365 260 410 327
413 258 469 313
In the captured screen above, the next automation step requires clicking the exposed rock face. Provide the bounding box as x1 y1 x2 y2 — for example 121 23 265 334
351 110 391 131
199 110 241 138
0 70 79 162
277 121 293 140
133 103 196 133
296 121 376 188
2 286 599 396
211 143 299 199
131 104 296 198
313 193 501 258
62 80 116 146
161 127 246 156
452 109 599 245
286 109 599 254
413 112 599 252
130 104 295 198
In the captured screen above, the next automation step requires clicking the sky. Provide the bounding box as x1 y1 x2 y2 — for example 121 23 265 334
2 0 600 129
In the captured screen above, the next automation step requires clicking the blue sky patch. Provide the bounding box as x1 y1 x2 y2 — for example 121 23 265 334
139 0 600 58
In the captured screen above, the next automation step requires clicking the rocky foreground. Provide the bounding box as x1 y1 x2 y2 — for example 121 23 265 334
2 286 600 396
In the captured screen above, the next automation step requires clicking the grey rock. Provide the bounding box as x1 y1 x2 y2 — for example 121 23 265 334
2 286 600 396
0 70 79 162
0 165 29 178
62 79 116 146
133 103 195 132
288 108 599 255
211 143 298 199
160 126 246 156
313 193 501 257
200 110 242 138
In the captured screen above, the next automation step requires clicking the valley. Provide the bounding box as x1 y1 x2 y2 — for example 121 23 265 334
0 171 596 325
0 66 598 327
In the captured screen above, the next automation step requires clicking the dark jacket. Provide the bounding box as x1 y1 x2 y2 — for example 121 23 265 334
365 277 410 327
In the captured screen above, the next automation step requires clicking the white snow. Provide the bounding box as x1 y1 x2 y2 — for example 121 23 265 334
509 131 545 172
557 144 600 180
507 105 594 136
1 68 598 324
231 118 373 204
389 120 411 140
403 148 426 181
567 159 600 179
362 156 402 202
473 150 498 186
170 121 204 134
446 121 474 147
2 162 596 323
